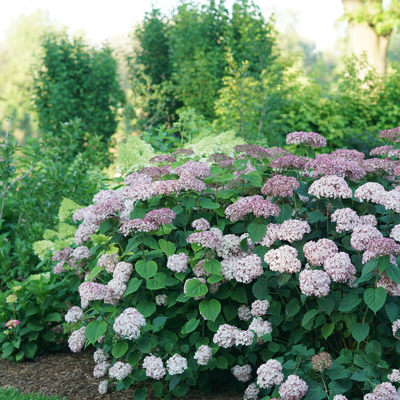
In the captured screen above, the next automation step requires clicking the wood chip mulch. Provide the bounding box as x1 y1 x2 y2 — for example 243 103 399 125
0 346 243 400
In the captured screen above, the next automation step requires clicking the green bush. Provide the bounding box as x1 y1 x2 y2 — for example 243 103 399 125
32 32 125 138
46 127 400 399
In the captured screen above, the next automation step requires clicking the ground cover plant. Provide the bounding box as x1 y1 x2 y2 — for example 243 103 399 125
4 128 400 400
0 388 65 400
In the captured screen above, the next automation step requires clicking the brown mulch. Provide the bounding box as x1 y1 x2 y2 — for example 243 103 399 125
0 346 242 400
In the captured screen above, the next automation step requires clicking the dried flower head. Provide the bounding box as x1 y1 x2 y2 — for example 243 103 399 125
311 351 333 372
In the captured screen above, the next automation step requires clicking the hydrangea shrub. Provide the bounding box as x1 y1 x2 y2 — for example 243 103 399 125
53 129 400 400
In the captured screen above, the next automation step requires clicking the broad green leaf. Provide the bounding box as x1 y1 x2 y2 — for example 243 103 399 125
200 198 220 209
135 260 157 280
216 356 228 369
185 279 208 298
338 293 361 312
321 323 334 339
43 312 62 322
275 204 292 223
146 273 167 290
246 171 263 187
378 255 390 274
134 387 148 400
86 265 103 281
21 341 37 359
302 310 318 327
364 287 387 313
286 300 300 318
158 239 176 256
199 299 221 322
318 298 334 316
252 279 269 299
124 278 142 297
247 223 267 243
231 287 247 303
99 219 113 234
218 189 234 199
362 259 378 276
85 321 107 344
112 341 129 358
136 300 156 318
182 318 200 334
352 323 370 342
386 263 400 284
204 259 221 275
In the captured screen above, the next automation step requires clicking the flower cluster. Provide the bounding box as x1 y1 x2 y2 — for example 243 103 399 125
113 307 146 340
192 218 210 231
225 195 280 223
299 269 331 298
286 131 326 148
264 246 301 274
68 326 86 353
194 345 213 365
167 253 190 273
279 375 308 400
143 355 166 380
308 176 352 199
65 306 83 324
232 365 252 382
311 351 333 372
166 354 188 375
256 359 284 388
5 319 20 329
261 175 300 197
109 362 132 381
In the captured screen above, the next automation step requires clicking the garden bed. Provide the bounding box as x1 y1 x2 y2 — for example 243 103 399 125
0 347 242 400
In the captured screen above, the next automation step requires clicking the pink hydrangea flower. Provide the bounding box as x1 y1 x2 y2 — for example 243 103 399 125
251 300 270 317
362 238 400 264
93 348 109 364
299 269 331 297
370 145 394 156
232 365 252 382
235 330 255 346
192 218 210 231
113 307 146 340
213 324 239 348
98 380 108 395
264 246 301 274
311 351 333 372
392 319 400 339
330 149 365 163
68 327 86 353
351 226 383 251
388 369 400 383
244 383 260 400
363 382 399 400
113 262 133 283
149 155 176 164
238 305 252 321
109 362 132 380
234 254 264 284
269 155 306 171
186 231 223 250
331 208 361 233
260 224 281 247
377 273 400 296
256 359 284 389
155 294 167 306
248 317 272 344
323 253 356 283
172 160 210 179
166 354 188 375
286 131 326 148
363 158 396 175
304 239 338 266
143 355 166 380
308 176 352 199
78 282 108 308
277 220 311 243
97 253 119 274
194 345 213 365
391 225 400 242
65 306 83 324
225 195 280 223
279 375 308 400
93 361 111 378
261 175 300 197
152 180 179 196
5 319 20 329
167 253 189 273
378 126 400 141
354 182 386 203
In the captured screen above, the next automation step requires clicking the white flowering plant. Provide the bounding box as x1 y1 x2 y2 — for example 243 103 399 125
36 128 400 400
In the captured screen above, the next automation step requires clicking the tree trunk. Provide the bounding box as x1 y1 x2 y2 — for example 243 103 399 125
342 0 390 76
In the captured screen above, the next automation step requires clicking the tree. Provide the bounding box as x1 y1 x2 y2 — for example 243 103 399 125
32 32 125 139
0 10 58 140
342 0 400 75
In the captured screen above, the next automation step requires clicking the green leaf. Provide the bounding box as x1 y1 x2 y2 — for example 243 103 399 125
112 341 129 358
223 305 238 321
99 219 113 234
218 189 234 199
181 196 195 210
318 298 334 316
246 171 263 187
364 287 387 313
1 343 14 359
247 223 267 243
204 259 221 275
134 387 148 400
124 238 139 255
338 293 361 312
302 310 318 327
140 235 159 249
378 255 390 274
352 323 370 342
199 299 221 322
124 278 142 297
330 198 344 209
385 302 400 322
304 380 327 400
86 265 103 281
146 273 167 290
153 382 163 397
130 208 146 219
200 198 220 209
136 300 156 318
321 323 335 339
158 239 176 256
216 356 228 369
135 260 157 279
275 204 292 223
386 263 400 284
43 312 62 322
307 211 326 223
85 321 107 344
185 279 208 298
252 279 269 299
362 259 378 276
152 317 168 331
366 340 382 357
87 184 98 194
231 287 247 303
217 173 236 182
286 300 300 318
182 318 200 334
21 341 37 359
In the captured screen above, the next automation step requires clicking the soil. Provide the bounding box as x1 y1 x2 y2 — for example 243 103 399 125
0 346 243 400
